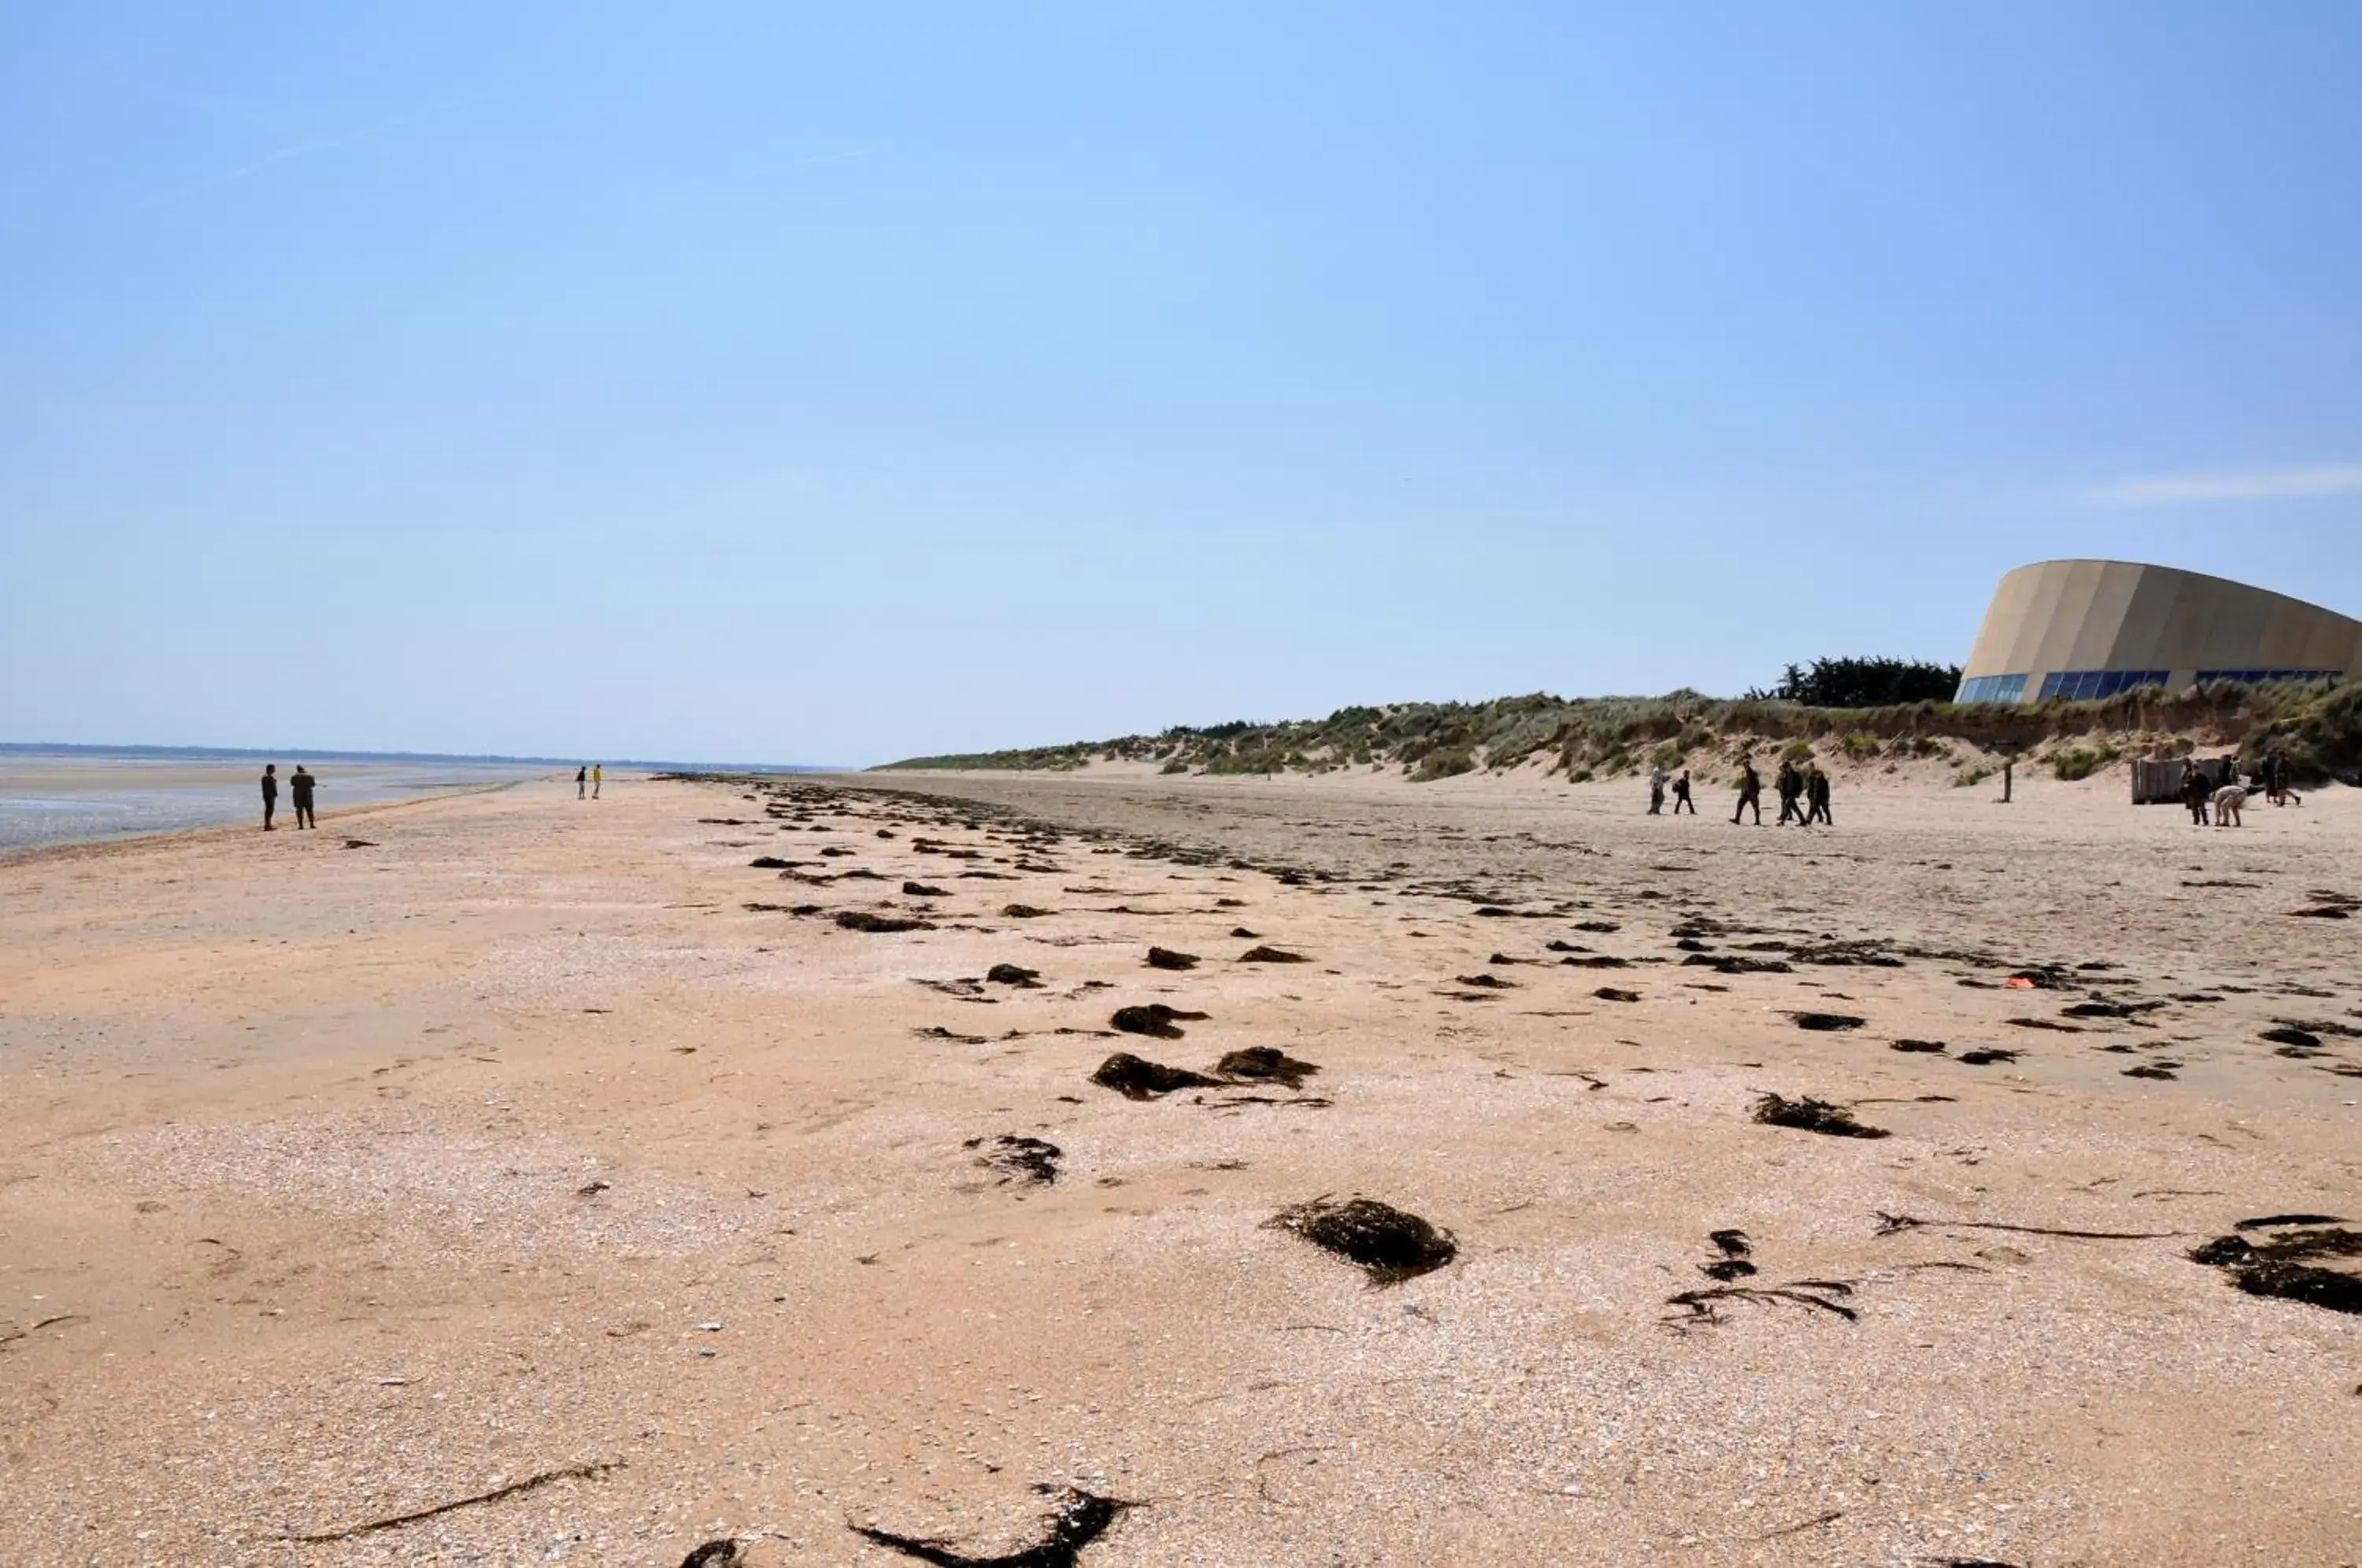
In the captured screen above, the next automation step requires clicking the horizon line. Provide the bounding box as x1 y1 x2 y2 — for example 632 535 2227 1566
0 741 839 773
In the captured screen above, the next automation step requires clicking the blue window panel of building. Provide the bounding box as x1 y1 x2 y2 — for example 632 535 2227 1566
2038 670 2169 701
1957 674 2028 703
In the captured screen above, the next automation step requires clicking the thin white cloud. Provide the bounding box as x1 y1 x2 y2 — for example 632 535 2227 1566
2087 463 2362 506
157 91 497 202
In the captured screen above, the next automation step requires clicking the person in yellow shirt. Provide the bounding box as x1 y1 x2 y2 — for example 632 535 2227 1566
591 763 602 799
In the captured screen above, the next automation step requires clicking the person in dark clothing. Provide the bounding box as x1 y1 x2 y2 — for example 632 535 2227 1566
261 764 278 831
1672 770 1695 814
290 764 317 830
1731 759 1763 825
2181 763 2212 826
1806 764 1833 826
1775 760 1805 825
576 765 588 801
2264 752 2292 805
2267 753 2302 807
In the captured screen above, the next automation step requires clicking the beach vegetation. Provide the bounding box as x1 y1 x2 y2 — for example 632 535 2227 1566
2052 744 2121 781
1753 656 1964 708
1412 746 1476 782
881 679 2362 787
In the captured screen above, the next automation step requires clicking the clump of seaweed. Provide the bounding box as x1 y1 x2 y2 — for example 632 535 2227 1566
964 1135 1061 1185
1698 1229 1756 1281
1238 945 1309 963
1664 1279 1857 1331
1785 1011 1866 1031
1269 1196 1457 1285
986 963 1042 988
1146 946 1200 971
1751 1094 1889 1138
1089 1052 1218 1099
1683 953 1793 974
1212 1045 1320 1089
2190 1226 2362 1266
1109 1004 1209 1040
837 910 937 934
851 1485 1132 1566
2190 1221 2362 1314
2228 1262 2362 1313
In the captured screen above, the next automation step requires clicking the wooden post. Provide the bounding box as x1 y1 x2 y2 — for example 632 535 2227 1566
2001 759 2013 803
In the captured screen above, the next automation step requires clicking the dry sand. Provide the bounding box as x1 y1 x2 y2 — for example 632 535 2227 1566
2 765 2358 1566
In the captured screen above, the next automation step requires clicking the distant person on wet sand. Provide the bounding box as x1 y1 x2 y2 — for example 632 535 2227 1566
1672 770 1695 814
260 764 278 830
290 764 317 830
577 765 588 800
1805 764 1833 827
1731 758 1763 825
592 763 603 799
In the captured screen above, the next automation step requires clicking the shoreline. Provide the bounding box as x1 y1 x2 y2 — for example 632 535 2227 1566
0 766 559 865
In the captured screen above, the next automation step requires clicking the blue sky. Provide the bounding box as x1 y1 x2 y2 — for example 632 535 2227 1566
5 2 2360 764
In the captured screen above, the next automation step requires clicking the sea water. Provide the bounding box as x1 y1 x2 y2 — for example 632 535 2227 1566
0 750 551 853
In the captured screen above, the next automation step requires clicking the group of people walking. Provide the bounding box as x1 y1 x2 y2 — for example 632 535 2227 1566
2180 752 2301 827
1723 756 1832 827
577 764 602 800
258 763 317 830
1649 756 1833 825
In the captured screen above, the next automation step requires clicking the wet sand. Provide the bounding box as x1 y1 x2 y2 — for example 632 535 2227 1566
2 767 2357 1566
0 753 550 855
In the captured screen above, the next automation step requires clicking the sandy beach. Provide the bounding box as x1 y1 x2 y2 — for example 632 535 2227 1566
3 767 2357 1566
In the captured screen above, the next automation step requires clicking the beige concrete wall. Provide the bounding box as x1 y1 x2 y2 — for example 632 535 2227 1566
1960 560 2362 700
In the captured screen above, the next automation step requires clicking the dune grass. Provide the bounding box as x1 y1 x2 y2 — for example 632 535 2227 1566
883 679 2362 785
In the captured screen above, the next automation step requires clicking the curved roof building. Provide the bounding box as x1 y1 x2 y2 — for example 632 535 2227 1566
1957 560 2362 704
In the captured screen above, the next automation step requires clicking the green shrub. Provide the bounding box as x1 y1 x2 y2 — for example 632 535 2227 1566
1839 732 1881 761
1953 765 1992 788
2052 745 2120 782
1412 747 1475 782
1754 656 1964 707
1781 739 1816 764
